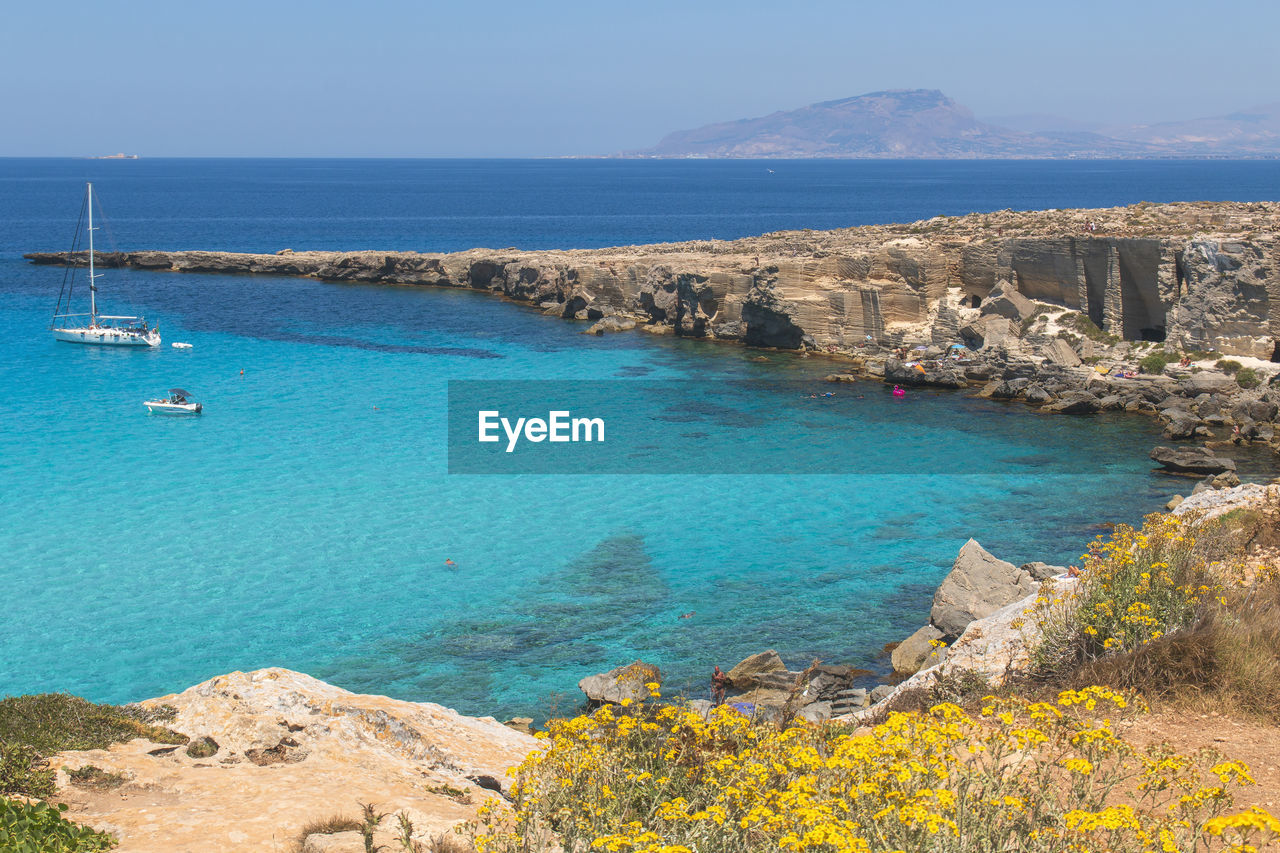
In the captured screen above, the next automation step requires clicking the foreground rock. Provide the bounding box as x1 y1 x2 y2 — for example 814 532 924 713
930 540 1041 637
891 541 1065 677
890 625 946 674
854 575 1079 721
53 669 537 853
578 661 661 706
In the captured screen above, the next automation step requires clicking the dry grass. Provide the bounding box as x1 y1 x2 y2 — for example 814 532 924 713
425 829 476 853
291 813 361 853
1062 585 1280 723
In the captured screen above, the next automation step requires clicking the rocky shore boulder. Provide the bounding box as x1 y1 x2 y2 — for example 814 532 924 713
931 539 1040 638
1020 561 1067 581
584 315 637 335
1024 383 1053 405
1149 446 1237 476
959 315 1014 350
726 649 787 688
845 576 1083 722
1040 390 1100 415
1181 374 1237 395
578 661 661 706
884 358 967 388
980 281 1036 323
890 624 945 675
1042 338 1082 368
1163 413 1211 440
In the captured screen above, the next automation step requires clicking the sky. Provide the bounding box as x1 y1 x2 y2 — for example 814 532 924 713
2 0 1278 157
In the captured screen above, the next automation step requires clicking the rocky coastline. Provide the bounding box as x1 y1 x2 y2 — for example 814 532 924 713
27 201 1280 468
575 481 1280 726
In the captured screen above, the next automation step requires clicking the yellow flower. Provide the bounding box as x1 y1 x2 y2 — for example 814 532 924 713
1212 761 1256 786
1203 807 1280 836
1060 757 1094 775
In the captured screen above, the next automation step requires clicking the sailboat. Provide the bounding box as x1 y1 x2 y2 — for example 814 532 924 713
50 183 160 347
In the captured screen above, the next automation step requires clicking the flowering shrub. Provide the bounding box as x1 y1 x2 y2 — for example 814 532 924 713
1026 511 1273 680
469 686 1276 853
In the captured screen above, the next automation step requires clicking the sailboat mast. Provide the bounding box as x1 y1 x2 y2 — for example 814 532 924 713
87 183 97 324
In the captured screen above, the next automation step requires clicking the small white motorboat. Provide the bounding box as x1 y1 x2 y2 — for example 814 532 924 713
145 388 202 415
172 342 193 349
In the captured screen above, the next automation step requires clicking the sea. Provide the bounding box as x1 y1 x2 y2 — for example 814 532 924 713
2 158 1279 720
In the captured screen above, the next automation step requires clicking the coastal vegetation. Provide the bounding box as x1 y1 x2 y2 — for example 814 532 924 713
1137 351 1172 375
1216 360 1244 376
0 695 185 851
291 814 362 852
468 684 1276 853
64 767 125 791
1061 312 1121 346
465 504 1280 853
0 693 183 798
0 800 115 852
1029 505 1280 721
1236 368 1261 390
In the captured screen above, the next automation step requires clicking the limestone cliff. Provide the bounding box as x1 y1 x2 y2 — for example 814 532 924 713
51 669 536 853
26 201 1280 360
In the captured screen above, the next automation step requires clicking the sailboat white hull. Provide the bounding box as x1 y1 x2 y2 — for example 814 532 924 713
53 326 160 347
50 184 161 349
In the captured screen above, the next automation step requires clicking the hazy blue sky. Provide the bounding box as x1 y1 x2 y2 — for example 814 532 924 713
3 0 1277 156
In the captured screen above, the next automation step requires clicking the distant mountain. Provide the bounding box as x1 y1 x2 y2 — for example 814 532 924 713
635 89 1280 159
1103 101 1280 155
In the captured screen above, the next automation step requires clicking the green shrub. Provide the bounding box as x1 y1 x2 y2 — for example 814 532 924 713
0 695 184 757
66 766 125 790
1216 359 1243 375
1063 313 1119 345
0 742 55 799
1019 307 1048 333
0 798 115 852
1236 367 1260 389
1138 352 1171 375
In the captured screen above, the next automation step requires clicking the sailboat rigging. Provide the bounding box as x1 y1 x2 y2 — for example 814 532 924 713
50 182 160 347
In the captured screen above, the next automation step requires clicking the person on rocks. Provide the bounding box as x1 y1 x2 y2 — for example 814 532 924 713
711 666 731 705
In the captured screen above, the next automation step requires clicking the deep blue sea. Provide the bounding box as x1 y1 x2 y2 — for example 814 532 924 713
2 158 1279 719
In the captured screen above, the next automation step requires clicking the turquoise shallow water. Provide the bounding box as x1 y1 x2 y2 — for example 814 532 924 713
5 261 1269 719
3 159 1279 719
